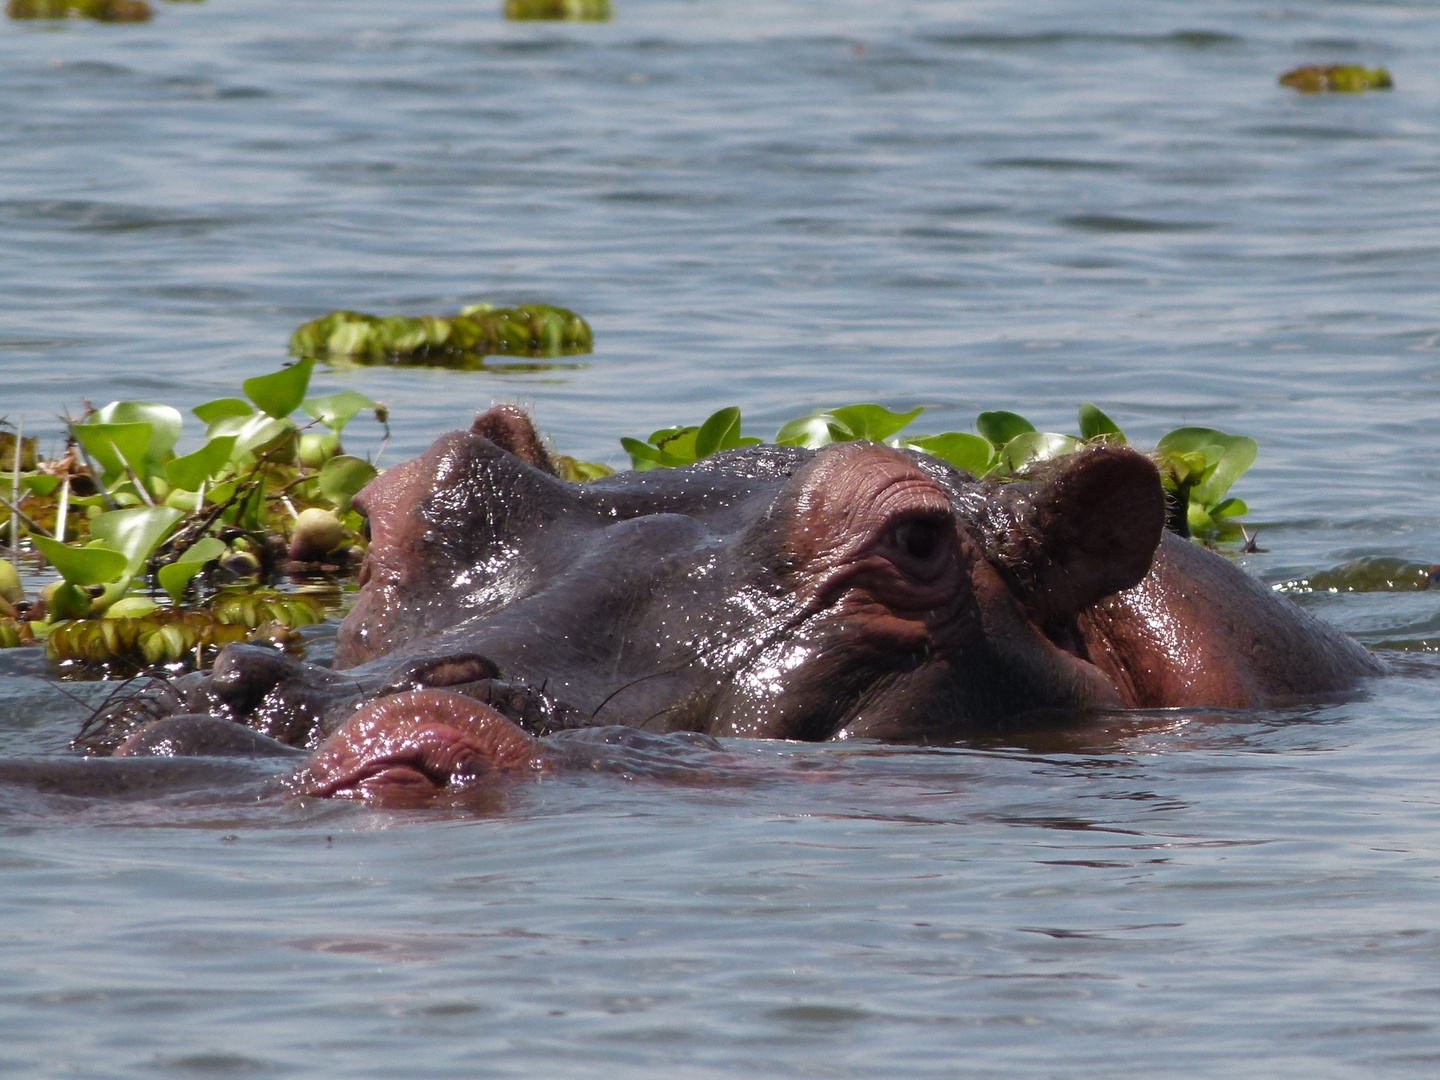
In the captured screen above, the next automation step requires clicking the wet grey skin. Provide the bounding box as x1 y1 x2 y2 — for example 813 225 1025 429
84 407 1382 797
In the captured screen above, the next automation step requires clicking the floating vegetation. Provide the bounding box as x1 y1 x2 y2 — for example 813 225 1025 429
623 403 1257 541
504 0 609 21
1279 65 1393 94
0 359 383 668
1276 557 1438 595
288 304 593 369
46 590 321 670
5 0 151 19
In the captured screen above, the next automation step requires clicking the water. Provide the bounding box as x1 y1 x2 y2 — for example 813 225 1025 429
3 0 1440 1075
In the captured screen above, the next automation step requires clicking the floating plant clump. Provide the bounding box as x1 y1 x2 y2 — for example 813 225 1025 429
0 358 383 668
1279 65 1393 93
5 0 151 19
622 403 1258 541
504 0 610 21
288 304 593 369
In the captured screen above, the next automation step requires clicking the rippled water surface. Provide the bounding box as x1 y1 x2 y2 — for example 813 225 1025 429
4 1 1440 1076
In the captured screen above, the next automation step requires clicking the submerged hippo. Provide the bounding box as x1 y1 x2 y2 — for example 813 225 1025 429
95 406 1381 801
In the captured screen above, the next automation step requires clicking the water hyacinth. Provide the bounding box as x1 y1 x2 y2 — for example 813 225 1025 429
288 304 593 367
5 0 151 19
504 0 610 21
1279 65 1393 93
622 402 1259 542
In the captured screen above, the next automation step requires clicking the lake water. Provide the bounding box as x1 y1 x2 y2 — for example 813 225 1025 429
3 0 1440 1075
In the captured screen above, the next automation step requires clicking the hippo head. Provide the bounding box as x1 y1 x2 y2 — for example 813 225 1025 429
321 406 1165 743
95 406 1170 797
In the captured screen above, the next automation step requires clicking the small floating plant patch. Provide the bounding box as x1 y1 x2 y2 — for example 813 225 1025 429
6 0 151 19
1279 65 1393 93
288 304 593 369
504 0 610 20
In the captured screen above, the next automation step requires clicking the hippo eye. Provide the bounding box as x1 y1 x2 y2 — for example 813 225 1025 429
890 517 945 563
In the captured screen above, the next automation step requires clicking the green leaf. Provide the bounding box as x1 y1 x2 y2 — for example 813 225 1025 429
164 436 238 491
73 422 152 483
774 413 838 449
903 432 998 476
621 436 686 471
976 411 1037 447
157 537 226 605
693 407 743 459
649 425 700 464
1077 403 1125 444
242 359 315 419
31 536 128 587
193 398 253 425
998 431 1083 473
1156 427 1258 507
21 474 60 497
89 402 184 458
206 414 297 464
1210 496 1248 520
91 506 184 580
826 404 923 443
302 390 379 434
316 455 378 513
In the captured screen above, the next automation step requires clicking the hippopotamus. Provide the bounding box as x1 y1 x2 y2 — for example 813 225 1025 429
90 406 1382 802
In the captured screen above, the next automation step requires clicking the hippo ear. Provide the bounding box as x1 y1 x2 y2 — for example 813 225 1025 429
471 405 558 476
1004 447 1166 618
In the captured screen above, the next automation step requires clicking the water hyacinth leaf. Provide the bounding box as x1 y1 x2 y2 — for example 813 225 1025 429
774 413 837 449
999 431 1083 473
557 456 615 482
621 437 687 472
90 402 183 458
243 359 314 419
73 422 152 483
1156 427 1258 506
193 398 253 425
164 436 237 491
90 506 183 579
649 425 700 464
302 390 378 434
104 596 158 620
1209 497 1248 520
21 474 60 497
693 407 761 459
976 411 1037 447
316 455 377 513
1077 403 1125 443
826 404 924 444
157 536 227 604
31 536 127 587
903 433 997 477
207 414 296 464
694 407 741 459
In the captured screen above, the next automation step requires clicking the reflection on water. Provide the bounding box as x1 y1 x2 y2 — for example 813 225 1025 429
4 0 1440 1075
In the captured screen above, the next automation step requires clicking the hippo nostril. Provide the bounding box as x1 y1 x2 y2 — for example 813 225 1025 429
383 654 502 694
